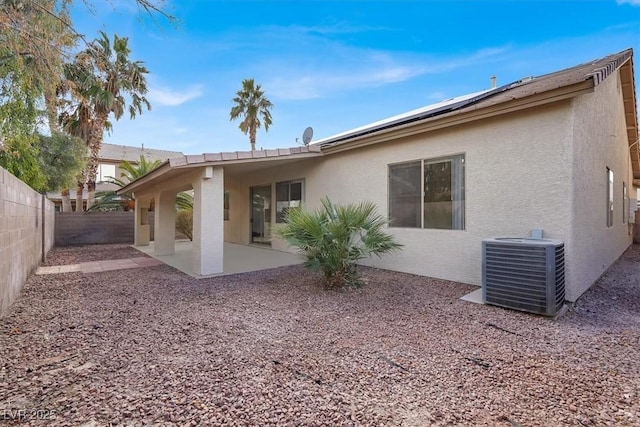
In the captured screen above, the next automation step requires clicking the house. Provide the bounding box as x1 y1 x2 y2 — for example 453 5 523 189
118 48 638 303
48 143 183 211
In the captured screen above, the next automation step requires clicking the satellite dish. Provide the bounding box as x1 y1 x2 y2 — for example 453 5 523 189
302 127 313 145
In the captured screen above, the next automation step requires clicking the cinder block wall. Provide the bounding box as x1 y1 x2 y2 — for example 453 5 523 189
55 212 136 246
0 167 55 315
54 211 158 246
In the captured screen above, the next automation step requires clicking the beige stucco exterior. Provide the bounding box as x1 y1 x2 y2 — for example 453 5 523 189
567 68 635 300
122 51 637 303
221 67 634 302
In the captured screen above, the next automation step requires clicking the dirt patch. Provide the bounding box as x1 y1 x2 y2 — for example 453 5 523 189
1 244 638 426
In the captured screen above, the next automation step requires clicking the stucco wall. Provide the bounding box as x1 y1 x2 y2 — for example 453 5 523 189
220 73 632 303
223 171 251 245
235 103 575 292
1 167 55 315
311 105 574 289
568 70 634 300
224 159 319 249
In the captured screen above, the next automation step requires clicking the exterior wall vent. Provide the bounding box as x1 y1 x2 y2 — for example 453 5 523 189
482 238 565 316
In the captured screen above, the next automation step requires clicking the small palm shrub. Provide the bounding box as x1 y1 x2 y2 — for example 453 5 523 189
278 197 402 288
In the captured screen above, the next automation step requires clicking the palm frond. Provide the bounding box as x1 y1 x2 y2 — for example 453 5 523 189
277 197 402 288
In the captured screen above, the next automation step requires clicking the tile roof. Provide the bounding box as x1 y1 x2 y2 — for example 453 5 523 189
169 145 322 167
99 143 183 163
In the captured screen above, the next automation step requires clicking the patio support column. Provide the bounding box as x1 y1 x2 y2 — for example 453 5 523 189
192 166 224 275
154 190 176 256
134 194 151 246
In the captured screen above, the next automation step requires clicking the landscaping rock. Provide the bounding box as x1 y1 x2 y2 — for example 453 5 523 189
1 243 638 426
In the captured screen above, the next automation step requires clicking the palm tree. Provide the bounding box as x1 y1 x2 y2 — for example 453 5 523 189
107 155 162 187
64 31 151 210
229 78 273 151
59 99 93 211
89 155 162 211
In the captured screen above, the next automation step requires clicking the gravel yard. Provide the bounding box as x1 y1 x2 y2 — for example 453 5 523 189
1 244 638 426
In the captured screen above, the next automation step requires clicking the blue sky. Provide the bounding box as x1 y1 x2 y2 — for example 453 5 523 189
70 0 640 155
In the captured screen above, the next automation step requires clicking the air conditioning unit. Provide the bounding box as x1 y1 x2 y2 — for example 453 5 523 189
482 238 565 316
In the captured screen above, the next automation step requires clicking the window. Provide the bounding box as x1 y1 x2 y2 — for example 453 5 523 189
275 180 303 223
623 182 628 224
97 164 116 183
389 154 465 229
607 168 614 227
224 192 230 221
389 161 421 227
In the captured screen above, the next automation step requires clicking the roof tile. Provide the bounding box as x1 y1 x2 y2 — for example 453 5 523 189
186 155 205 164
169 157 187 167
237 151 253 159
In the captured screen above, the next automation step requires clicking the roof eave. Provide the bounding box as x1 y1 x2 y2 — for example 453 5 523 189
116 160 171 195
116 149 324 195
321 79 594 155
619 57 640 180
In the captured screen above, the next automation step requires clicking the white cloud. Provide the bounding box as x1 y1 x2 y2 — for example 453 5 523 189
147 85 203 106
264 46 509 101
617 0 640 5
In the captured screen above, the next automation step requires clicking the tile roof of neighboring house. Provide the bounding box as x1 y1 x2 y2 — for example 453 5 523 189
99 143 184 163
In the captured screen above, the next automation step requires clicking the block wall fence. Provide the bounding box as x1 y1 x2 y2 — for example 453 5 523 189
54 211 157 246
0 167 55 316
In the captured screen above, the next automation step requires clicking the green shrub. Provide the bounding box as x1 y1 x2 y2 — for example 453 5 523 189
175 209 193 241
277 197 402 288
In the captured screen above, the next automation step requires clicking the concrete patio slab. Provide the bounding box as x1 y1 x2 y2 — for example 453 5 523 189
36 257 164 275
133 241 304 278
460 287 484 304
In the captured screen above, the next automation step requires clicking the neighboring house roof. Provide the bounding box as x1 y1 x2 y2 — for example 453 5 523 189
99 143 183 163
48 143 184 201
118 48 638 195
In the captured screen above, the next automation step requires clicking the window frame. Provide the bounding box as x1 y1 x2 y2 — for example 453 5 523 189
388 154 465 230
275 179 304 223
623 181 627 224
97 164 116 183
607 167 614 228
224 191 230 221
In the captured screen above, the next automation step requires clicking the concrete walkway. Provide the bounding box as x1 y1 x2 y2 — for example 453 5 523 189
36 257 163 275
